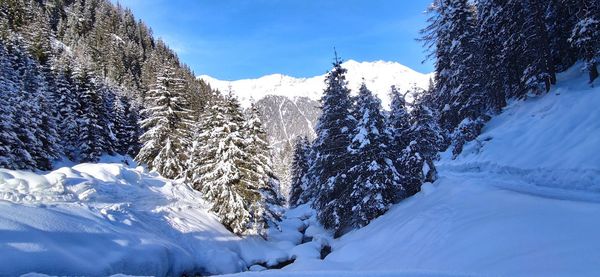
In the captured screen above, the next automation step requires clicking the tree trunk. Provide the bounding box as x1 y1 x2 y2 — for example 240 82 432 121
589 63 599 84
425 159 438 183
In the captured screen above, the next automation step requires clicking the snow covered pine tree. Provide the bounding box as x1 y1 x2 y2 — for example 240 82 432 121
309 56 357 235
288 136 311 207
136 65 193 178
242 103 284 228
570 0 600 83
186 95 281 236
346 83 401 230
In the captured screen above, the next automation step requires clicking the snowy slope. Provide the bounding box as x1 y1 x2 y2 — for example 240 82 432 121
220 65 600 276
0 161 244 276
0 158 323 276
439 64 600 196
199 60 432 109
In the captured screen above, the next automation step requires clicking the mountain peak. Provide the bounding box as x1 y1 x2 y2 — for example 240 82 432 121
198 60 432 109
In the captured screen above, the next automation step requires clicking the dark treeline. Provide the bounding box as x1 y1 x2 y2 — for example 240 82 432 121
423 0 598 156
0 0 283 236
0 0 208 168
289 0 598 237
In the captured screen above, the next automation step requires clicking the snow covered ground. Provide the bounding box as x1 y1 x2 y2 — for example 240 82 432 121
0 161 240 276
0 158 331 276
218 66 600 276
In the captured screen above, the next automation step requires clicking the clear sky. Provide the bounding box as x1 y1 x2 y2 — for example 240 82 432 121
115 0 434 80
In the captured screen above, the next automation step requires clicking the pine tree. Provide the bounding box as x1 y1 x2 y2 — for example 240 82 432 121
125 103 142 157
477 0 507 114
387 85 419 198
421 0 484 132
345 83 401 231
186 96 268 235
570 0 600 83
55 67 81 160
0 41 20 168
242 103 284 226
498 0 529 99
98 83 119 155
12 39 49 169
408 87 444 190
73 65 107 162
112 95 126 155
545 0 579 72
289 136 311 207
310 56 358 233
112 95 137 156
34 81 61 169
420 0 452 113
136 65 193 178
521 0 556 95
388 85 411 164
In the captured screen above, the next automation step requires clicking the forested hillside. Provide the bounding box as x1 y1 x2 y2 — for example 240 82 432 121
288 0 599 237
0 0 283 236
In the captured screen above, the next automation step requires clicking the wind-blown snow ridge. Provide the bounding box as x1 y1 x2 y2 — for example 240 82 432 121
198 60 432 108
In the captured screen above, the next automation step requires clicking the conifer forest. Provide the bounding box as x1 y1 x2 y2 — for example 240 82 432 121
0 0 599 276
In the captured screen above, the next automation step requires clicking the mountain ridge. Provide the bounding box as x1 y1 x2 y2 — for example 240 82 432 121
198 60 433 109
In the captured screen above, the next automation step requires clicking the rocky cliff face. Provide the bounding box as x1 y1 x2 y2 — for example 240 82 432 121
254 95 320 198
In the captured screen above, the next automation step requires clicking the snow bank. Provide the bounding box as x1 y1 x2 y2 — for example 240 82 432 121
236 175 600 276
0 162 335 276
0 162 262 276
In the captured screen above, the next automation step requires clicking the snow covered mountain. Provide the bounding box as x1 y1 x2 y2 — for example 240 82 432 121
199 60 432 196
199 60 432 109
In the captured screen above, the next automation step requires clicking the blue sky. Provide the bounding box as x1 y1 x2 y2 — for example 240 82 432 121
115 0 434 80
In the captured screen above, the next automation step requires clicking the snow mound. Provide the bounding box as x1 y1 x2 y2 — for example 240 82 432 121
0 163 333 276
0 162 288 276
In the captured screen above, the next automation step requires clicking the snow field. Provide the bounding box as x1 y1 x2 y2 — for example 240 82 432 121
1 65 598 277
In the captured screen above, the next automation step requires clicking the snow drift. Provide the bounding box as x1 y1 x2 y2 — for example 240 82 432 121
0 162 248 276
0 159 333 276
